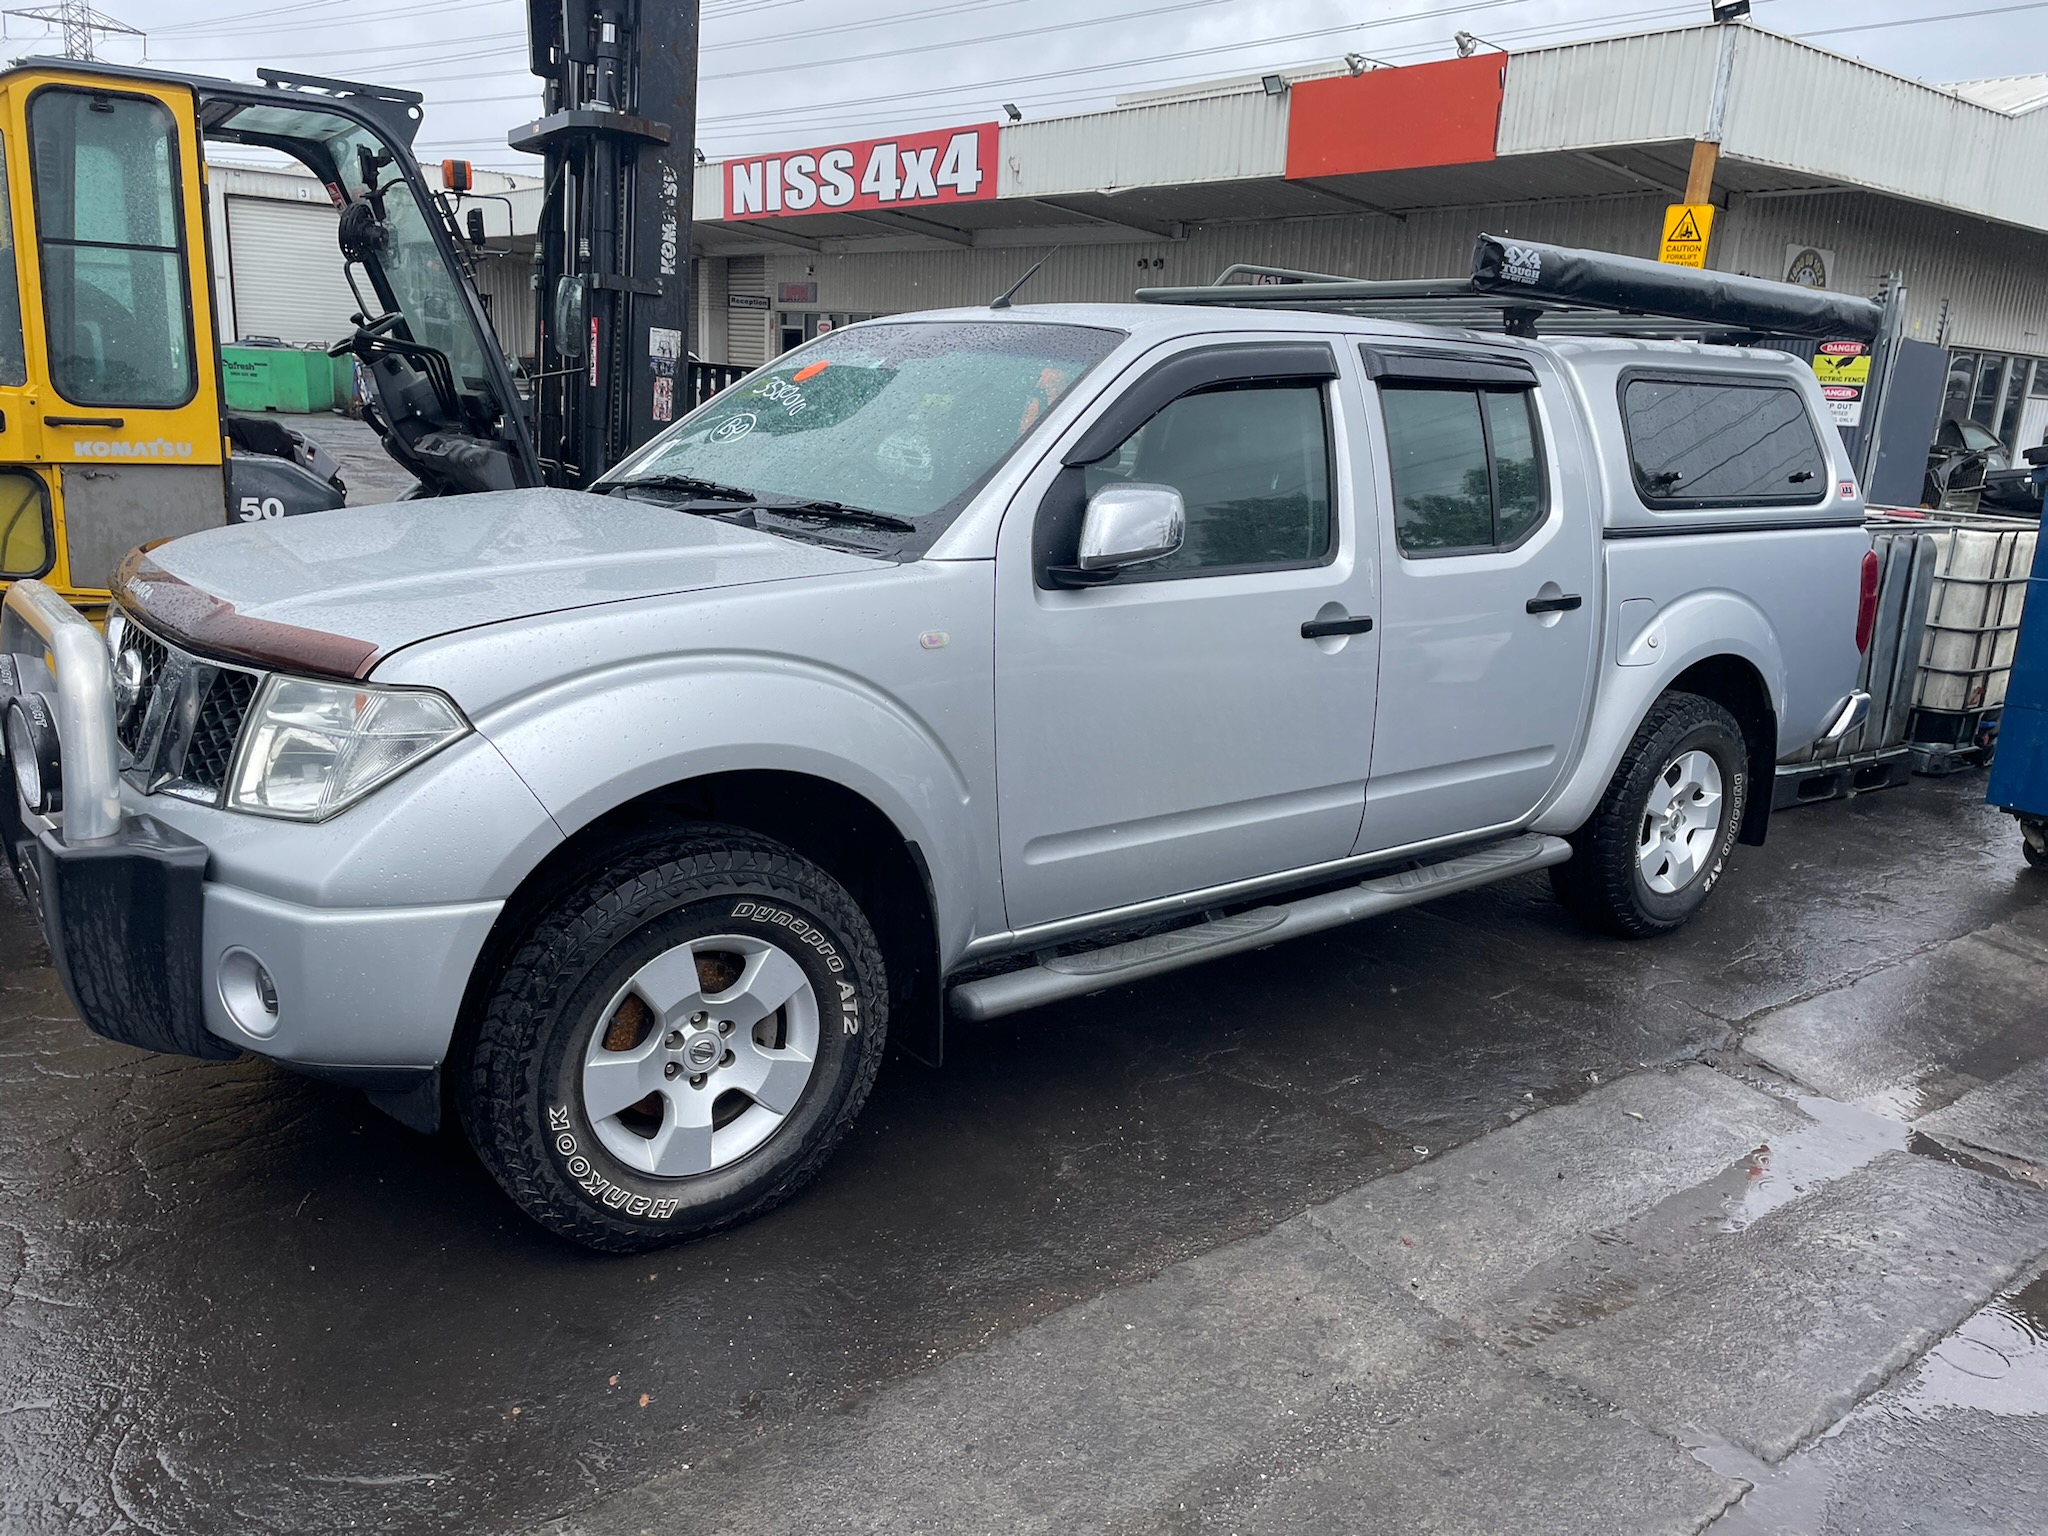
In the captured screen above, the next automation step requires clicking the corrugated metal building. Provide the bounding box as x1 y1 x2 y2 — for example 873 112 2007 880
689 21 2048 458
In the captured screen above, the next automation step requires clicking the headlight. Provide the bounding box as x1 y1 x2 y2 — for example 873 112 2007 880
229 677 468 821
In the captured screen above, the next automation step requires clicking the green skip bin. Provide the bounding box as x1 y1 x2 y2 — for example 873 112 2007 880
220 344 336 415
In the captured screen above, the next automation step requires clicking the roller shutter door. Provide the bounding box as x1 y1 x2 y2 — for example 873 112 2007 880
225 196 360 347
725 256 769 369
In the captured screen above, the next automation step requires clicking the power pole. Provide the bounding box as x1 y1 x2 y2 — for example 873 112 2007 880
1 1 141 62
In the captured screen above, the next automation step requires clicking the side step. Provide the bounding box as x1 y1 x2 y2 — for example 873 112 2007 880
948 833 1572 1022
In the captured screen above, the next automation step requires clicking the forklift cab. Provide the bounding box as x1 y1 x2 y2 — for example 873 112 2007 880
0 61 536 619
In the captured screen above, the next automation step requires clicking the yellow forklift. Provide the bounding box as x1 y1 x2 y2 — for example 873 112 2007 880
0 59 543 620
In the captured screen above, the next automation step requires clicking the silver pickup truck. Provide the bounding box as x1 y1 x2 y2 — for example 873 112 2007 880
2 259 1879 1251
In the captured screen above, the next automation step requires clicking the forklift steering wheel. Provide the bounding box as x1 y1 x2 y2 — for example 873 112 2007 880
330 313 405 357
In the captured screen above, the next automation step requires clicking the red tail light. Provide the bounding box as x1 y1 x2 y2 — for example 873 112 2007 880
1855 549 1880 654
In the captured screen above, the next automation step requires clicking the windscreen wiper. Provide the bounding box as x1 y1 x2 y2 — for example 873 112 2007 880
752 498 918 533
603 474 760 502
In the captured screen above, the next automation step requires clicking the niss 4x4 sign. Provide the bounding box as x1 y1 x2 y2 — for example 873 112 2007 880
725 123 997 219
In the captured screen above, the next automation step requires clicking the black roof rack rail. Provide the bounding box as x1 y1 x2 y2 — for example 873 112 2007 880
1139 234 1888 345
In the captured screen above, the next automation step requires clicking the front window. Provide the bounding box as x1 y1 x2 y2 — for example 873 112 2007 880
609 321 1123 523
1081 382 1332 576
29 89 193 408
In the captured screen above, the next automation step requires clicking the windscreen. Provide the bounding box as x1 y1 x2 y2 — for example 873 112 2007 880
612 321 1124 521
213 103 495 399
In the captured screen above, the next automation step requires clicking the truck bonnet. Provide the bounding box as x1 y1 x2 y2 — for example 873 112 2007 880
112 488 880 679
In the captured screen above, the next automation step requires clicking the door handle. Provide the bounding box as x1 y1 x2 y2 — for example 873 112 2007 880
1301 615 1373 639
1525 594 1583 615
45 415 125 429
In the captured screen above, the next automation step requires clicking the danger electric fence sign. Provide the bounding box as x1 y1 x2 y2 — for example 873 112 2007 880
1659 203 1714 268
725 124 999 221
1813 340 1872 428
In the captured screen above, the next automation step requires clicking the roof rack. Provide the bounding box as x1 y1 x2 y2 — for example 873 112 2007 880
1137 235 1889 345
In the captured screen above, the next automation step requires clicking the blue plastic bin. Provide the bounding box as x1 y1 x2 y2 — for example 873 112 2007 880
1985 525 2048 867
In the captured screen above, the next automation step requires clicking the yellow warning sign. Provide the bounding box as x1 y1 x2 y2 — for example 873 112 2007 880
1813 350 1871 388
1659 203 1715 267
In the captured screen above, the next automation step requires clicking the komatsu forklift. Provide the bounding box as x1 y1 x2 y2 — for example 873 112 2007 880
0 0 700 618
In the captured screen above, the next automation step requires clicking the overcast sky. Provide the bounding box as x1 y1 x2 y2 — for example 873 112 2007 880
32 0 2048 172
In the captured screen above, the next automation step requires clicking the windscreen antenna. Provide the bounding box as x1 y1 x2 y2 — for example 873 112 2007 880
990 247 1060 310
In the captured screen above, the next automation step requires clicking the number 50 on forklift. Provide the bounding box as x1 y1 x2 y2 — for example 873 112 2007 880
725 123 997 219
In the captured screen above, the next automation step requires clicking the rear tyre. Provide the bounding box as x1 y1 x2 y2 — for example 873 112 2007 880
1549 692 1749 938
458 827 888 1252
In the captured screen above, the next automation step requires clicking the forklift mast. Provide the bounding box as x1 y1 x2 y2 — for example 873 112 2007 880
513 1 700 488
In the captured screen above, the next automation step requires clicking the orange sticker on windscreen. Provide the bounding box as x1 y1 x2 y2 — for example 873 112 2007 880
792 361 831 383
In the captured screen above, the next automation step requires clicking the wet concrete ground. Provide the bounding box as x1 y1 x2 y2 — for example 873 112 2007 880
2 775 2043 1533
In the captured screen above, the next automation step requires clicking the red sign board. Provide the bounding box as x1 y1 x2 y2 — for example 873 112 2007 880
1285 55 1505 181
726 123 998 221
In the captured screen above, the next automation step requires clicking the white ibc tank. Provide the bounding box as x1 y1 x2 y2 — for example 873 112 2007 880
1915 518 2037 714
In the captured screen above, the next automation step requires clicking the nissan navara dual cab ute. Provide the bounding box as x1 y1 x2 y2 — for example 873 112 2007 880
2 299 1877 1251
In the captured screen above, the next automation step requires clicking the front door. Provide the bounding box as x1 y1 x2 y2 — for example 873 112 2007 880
16 71 225 600
995 340 1380 932
1354 348 1598 853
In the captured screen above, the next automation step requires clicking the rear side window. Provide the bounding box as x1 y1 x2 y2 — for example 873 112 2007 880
1621 376 1826 508
1380 385 1547 556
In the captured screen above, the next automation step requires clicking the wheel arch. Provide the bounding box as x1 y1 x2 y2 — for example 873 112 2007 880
1538 630 1784 848
1665 654 1777 846
448 770 946 1107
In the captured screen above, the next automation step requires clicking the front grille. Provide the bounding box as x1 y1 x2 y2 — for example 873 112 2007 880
110 610 266 805
184 669 260 792
115 625 170 757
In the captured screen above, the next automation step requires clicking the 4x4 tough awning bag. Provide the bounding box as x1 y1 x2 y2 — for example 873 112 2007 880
1469 235 1884 343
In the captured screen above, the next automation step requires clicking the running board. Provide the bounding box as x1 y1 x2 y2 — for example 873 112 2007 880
949 833 1573 1022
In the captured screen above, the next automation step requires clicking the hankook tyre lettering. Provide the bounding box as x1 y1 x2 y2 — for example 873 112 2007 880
458 827 887 1252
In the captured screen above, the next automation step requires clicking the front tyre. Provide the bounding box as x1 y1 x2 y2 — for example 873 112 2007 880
458 828 888 1252
1549 693 1749 938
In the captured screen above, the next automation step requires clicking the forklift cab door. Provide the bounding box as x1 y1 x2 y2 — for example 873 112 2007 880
201 89 537 499
0 67 224 612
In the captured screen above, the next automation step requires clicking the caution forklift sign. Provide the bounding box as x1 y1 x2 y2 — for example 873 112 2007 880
1659 203 1715 267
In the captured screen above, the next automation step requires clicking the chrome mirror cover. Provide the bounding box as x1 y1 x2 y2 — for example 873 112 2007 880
1076 482 1186 572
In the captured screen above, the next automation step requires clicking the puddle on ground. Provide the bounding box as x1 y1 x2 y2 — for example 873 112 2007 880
1888 1268 2048 1421
1854 1079 1934 1122
1698 1268 2048 1532
1721 1094 1908 1233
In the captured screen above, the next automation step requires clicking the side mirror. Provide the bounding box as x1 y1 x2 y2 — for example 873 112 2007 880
553 276 587 359
466 208 487 247
1050 483 1185 586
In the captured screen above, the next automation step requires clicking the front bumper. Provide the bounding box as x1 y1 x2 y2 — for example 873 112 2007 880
2 763 228 1058
5 782 501 1068
3 579 515 1077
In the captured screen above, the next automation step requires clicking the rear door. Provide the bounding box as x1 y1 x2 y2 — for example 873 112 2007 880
993 337 1381 931
1354 345 1599 852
